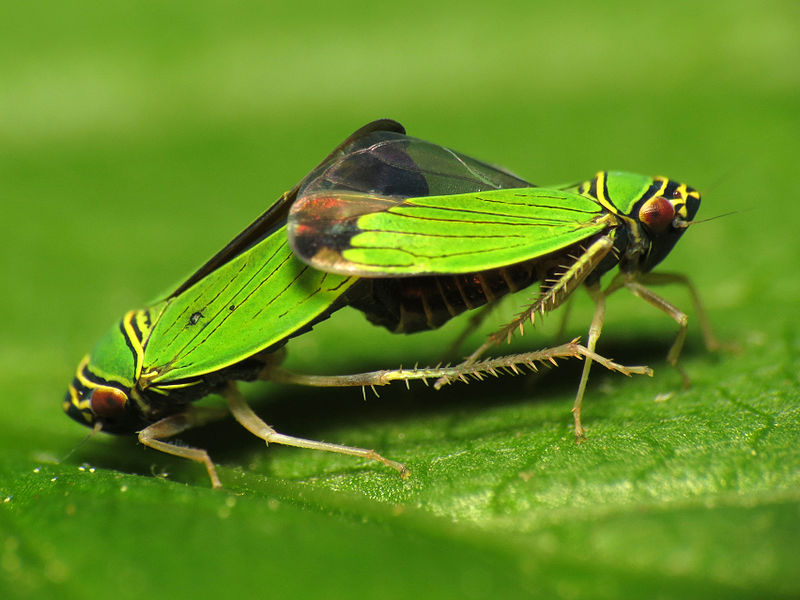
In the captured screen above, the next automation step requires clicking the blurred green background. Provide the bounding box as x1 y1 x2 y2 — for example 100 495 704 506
1 1 798 598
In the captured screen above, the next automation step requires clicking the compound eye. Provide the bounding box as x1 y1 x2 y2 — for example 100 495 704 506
89 387 129 420
638 196 676 234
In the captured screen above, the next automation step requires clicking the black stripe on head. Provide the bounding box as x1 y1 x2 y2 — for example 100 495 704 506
600 172 610 205
640 178 666 205
120 319 138 370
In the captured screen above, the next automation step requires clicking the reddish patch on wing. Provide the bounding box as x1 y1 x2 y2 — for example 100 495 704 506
291 191 399 224
294 195 340 214
291 223 316 236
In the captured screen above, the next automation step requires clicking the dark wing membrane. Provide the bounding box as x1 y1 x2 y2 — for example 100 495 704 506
296 129 532 200
168 119 406 298
290 128 534 269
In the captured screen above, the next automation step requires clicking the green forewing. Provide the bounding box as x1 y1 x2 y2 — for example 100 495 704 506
143 226 353 383
299 188 607 276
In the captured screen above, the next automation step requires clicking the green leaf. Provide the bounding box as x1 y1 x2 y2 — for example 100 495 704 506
2 1 798 598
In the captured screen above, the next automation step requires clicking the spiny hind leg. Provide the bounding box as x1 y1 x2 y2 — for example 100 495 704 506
225 383 408 478
138 405 231 489
435 235 617 388
264 343 650 393
265 343 651 452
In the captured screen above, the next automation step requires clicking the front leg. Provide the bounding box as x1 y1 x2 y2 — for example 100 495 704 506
138 405 231 489
637 271 721 353
624 278 692 387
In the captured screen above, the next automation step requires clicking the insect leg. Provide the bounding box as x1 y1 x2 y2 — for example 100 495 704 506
433 235 616 391
224 383 409 478
138 405 231 489
636 272 720 353
623 278 693 387
572 283 608 440
460 236 615 368
262 344 649 465
267 345 651 395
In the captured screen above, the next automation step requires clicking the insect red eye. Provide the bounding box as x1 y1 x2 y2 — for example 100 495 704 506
89 387 129 419
638 196 675 234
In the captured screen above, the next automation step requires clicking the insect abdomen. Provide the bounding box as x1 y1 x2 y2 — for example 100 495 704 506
346 234 602 334
348 262 544 333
